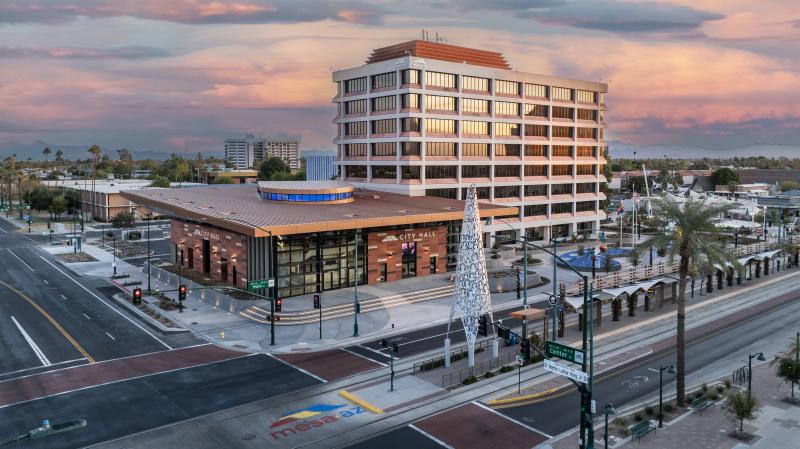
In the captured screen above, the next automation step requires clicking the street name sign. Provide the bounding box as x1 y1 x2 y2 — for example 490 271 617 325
248 278 274 290
515 355 524 366
543 359 588 384
545 341 585 364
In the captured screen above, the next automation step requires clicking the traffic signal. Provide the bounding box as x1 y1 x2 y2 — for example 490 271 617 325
178 285 187 302
275 298 282 312
391 342 399 354
497 325 510 340
478 315 488 337
380 338 388 348
355 301 361 314
521 338 531 360
515 266 521 300
132 288 142 304
313 294 320 309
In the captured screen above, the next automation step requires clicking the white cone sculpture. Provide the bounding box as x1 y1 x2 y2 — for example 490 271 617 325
453 185 493 367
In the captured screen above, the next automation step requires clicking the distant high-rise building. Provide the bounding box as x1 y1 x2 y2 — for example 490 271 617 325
304 150 338 181
332 40 608 242
224 136 300 170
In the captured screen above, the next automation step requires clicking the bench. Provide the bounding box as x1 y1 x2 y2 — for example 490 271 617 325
630 420 656 441
692 395 714 414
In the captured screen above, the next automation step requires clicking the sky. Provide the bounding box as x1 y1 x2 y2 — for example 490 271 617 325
0 0 798 154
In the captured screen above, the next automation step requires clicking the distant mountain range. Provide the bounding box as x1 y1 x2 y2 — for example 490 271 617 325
609 141 800 159
0 141 223 161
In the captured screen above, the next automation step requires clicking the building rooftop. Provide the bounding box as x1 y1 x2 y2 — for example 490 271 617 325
43 179 206 194
120 184 517 237
366 40 511 70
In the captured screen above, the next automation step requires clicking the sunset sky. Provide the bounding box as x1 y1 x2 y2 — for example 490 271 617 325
0 0 798 154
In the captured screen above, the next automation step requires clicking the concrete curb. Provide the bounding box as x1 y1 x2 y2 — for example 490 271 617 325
109 292 188 334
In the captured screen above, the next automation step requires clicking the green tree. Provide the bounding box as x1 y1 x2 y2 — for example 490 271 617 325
50 195 67 220
259 157 290 180
688 161 709 170
111 211 135 229
212 177 234 184
723 391 761 438
712 167 739 186
772 337 800 402
779 180 800 192
727 181 739 194
149 175 171 188
632 198 738 406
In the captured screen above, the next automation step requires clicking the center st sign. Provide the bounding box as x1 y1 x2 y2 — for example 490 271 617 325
545 341 585 365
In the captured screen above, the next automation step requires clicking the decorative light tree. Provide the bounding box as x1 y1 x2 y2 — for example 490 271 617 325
446 185 494 369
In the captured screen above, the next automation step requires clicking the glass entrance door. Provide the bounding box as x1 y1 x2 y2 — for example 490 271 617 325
402 260 416 278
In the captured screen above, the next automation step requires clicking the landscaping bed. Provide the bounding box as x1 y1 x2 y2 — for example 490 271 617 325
56 252 97 263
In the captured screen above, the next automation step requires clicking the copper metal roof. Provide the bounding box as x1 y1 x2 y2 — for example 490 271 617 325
120 185 517 237
366 40 511 70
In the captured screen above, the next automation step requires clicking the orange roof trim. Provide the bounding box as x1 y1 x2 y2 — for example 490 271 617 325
367 40 511 70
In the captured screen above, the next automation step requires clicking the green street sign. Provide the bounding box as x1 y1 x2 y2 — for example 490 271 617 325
248 278 274 290
545 341 585 364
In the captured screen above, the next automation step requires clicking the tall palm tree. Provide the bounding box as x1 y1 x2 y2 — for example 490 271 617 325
42 146 51 169
54 149 64 185
88 144 101 221
632 198 738 406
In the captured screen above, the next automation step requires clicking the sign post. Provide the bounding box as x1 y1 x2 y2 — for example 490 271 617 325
546 341 585 365
516 355 524 393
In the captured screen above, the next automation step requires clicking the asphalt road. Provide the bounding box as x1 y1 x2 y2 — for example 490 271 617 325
0 218 198 379
347 284 800 447
0 354 321 448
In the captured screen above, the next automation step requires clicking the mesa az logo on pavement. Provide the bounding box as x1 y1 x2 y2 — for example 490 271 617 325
270 403 365 440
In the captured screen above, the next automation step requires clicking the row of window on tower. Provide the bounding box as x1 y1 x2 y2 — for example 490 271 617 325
342 164 599 180
342 143 600 158
342 70 600 104
343 95 601 121
342 119 601 139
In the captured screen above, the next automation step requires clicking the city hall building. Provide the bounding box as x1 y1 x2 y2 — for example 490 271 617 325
333 40 608 242
121 181 515 299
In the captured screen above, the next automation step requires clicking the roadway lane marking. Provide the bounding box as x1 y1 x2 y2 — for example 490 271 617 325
10 316 52 367
0 226 6 233
266 353 327 383
82 313 91 320
409 424 455 449
471 401 553 438
105 332 116 341
7 249 34 271
37 254 173 350
354 344 394 360
0 280 95 363
0 358 86 378
43 279 49 285
60 294 68 301
342 346 389 367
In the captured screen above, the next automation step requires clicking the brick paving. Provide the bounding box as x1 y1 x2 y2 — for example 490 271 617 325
275 349 383 381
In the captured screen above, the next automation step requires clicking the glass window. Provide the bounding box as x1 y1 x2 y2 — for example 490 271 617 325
576 182 596 194
462 120 489 135
524 185 547 196
462 98 490 114
401 93 420 109
401 166 420 179
462 143 489 157
401 117 421 132
552 126 573 138
576 90 597 103
577 164 596 175
577 146 595 157
345 165 367 177
577 109 597 121
576 200 596 212
495 144 520 156
345 121 368 136
495 165 520 177
426 188 457 199
462 165 490 178
552 165 572 176
372 72 396 89
461 187 490 199
401 141 420 156
524 104 548 117
372 95 396 112
525 124 548 137
425 118 456 134
494 122 520 137
426 166 457 179
372 165 397 179
524 204 547 216
495 80 520 95
552 106 574 120
552 145 572 157
371 142 396 156
577 128 596 139
401 69 420 85
371 119 396 134
462 75 489 92
525 83 548 98
425 71 457 88
525 145 547 157
345 99 367 114
551 183 573 195
552 86 573 101
345 77 367 93
344 143 367 157
426 142 456 157
524 165 547 177
425 94 457 111
495 185 520 198
495 101 520 116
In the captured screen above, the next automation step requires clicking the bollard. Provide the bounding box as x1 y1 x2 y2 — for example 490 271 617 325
443 338 451 368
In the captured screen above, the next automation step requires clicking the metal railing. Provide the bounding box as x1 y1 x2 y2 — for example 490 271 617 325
440 351 518 388
413 338 492 373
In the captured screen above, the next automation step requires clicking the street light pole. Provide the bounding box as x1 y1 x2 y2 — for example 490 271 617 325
604 403 615 449
552 237 558 341
353 230 360 337
112 231 117 275
748 352 765 400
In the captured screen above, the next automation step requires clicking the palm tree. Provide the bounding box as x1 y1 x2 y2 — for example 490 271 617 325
632 198 738 406
88 145 101 221
42 146 51 169
54 149 64 185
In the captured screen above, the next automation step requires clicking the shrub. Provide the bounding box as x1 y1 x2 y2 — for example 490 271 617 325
716 384 725 394
701 383 708 393
724 378 732 389
484 371 495 379
499 365 514 373
664 403 675 413
707 392 720 401
462 376 478 385
644 406 654 415
695 391 705 399
616 417 629 427
618 427 631 437
634 413 643 422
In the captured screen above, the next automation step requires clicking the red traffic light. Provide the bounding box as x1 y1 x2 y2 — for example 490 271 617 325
275 298 282 312
313 294 320 309
132 288 142 304
179 285 187 294
178 284 187 301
